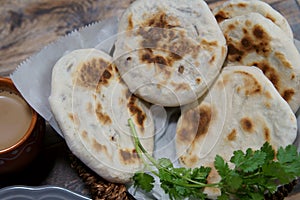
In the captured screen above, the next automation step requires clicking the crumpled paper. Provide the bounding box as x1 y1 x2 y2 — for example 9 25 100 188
11 18 118 136
10 17 300 200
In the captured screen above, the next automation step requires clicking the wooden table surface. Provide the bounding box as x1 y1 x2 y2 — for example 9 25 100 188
0 0 300 199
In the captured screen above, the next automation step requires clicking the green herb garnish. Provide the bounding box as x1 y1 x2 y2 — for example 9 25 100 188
128 118 300 200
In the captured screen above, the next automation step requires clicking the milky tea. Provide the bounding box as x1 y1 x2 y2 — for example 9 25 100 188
0 88 32 151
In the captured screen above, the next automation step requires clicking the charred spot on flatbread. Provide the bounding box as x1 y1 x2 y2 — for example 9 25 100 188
127 9 180 33
227 129 237 141
178 65 185 74
177 110 197 143
175 103 214 167
68 113 80 125
92 139 108 154
232 70 262 95
179 154 198 167
196 105 212 139
100 69 112 84
177 104 213 144
127 95 146 128
98 64 115 86
226 24 271 63
252 61 279 88
86 102 93 114
119 149 139 165
138 48 173 78
141 10 180 29
75 58 110 88
171 81 191 92
214 2 247 23
137 27 201 62
240 117 254 133
264 127 271 142
95 103 112 125
265 13 277 23
282 88 295 103
81 130 88 140
274 52 293 69
215 10 229 23
127 13 133 31
135 11 219 70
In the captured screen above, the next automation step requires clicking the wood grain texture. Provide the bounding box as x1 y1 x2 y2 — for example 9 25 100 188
1 0 300 76
0 0 133 75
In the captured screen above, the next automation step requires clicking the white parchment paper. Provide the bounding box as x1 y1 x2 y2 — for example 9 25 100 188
10 18 300 200
11 18 118 136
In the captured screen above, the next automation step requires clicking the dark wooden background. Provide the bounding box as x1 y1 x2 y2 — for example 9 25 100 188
1 0 300 76
0 0 300 199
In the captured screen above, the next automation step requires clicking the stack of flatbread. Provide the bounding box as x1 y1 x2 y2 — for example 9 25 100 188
213 0 300 113
176 0 300 198
48 0 300 199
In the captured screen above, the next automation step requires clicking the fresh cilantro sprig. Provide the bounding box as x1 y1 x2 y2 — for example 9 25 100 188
128 118 214 199
128 118 300 200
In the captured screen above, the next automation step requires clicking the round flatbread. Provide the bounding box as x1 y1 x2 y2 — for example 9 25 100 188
176 66 298 198
49 48 154 183
220 12 300 113
213 0 293 39
113 0 227 107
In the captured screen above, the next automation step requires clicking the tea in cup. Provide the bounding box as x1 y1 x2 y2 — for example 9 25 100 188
0 77 45 174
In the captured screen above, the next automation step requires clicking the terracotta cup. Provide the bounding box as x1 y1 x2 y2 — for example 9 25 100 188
0 77 45 174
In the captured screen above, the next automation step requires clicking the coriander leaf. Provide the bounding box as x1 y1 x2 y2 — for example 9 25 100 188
217 193 230 200
231 148 266 173
260 142 275 162
230 150 244 167
190 166 211 182
277 144 299 163
242 170 277 193
284 161 300 176
215 154 242 193
133 172 155 192
249 192 265 200
227 172 243 190
215 155 231 177
159 167 173 182
219 171 242 195
158 158 173 168
171 167 191 181
160 183 179 200
276 145 300 182
262 162 290 183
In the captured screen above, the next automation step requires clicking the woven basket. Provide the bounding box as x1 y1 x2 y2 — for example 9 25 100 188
69 152 298 200
69 152 135 200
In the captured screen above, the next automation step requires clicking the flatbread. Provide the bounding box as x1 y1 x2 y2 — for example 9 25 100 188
220 12 300 113
213 0 293 39
49 48 154 183
113 0 227 107
176 66 298 198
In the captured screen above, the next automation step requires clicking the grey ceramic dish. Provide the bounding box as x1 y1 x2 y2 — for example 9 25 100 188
0 185 91 200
